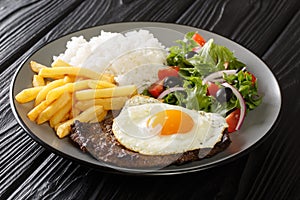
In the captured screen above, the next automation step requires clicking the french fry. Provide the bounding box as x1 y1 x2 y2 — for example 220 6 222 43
63 75 75 83
56 105 104 138
38 67 114 83
90 110 108 123
37 92 71 124
35 77 70 106
97 96 129 110
102 73 115 83
75 101 93 111
54 122 62 132
15 86 44 103
56 121 73 138
61 113 70 122
72 80 92 90
27 100 49 121
32 75 45 87
75 85 137 100
49 101 72 128
45 80 91 104
69 107 81 119
66 75 77 82
97 109 108 122
17 59 129 140
53 112 70 131
45 83 73 104
76 96 129 111
88 80 116 89
51 59 71 67
30 61 47 73
45 80 51 85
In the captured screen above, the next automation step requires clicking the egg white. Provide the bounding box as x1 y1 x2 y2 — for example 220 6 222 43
112 96 228 156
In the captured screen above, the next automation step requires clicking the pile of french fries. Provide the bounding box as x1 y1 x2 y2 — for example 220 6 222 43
15 59 137 138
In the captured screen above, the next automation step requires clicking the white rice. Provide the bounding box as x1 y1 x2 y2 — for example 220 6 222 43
54 30 167 75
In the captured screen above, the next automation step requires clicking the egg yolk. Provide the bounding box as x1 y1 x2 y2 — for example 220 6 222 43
147 110 194 135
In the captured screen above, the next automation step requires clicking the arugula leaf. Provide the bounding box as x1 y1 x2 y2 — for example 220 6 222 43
163 92 178 105
223 71 262 112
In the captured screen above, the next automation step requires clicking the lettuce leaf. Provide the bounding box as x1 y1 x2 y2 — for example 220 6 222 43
167 34 246 77
164 32 260 113
174 76 213 112
223 71 262 112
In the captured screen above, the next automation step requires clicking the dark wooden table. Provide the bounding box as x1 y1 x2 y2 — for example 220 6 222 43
1 0 300 199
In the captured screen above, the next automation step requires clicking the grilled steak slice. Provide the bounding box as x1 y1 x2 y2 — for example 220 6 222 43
70 117 231 169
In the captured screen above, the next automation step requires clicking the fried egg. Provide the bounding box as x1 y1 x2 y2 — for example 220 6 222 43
112 96 228 155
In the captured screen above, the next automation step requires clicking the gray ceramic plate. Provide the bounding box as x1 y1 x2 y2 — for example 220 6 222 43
10 22 281 175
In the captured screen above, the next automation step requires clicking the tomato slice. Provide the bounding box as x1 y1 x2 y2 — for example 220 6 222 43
226 109 240 133
250 73 257 84
171 66 180 72
158 67 179 80
192 33 206 46
207 82 219 97
148 80 164 98
246 72 257 85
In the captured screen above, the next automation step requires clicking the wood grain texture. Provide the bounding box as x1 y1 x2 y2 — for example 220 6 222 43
0 58 49 199
7 155 89 199
0 0 82 73
7 156 248 200
0 0 300 199
178 0 300 57
236 9 300 200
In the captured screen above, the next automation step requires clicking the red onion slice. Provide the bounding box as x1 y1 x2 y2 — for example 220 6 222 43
157 87 185 99
192 46 202 53
203 70 237 84
221 82 246 131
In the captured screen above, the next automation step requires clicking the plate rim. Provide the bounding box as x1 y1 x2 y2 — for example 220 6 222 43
9 21 282 175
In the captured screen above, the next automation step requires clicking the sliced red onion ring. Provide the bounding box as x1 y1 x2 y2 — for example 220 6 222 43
192 46 202 53
203 70 237 84
221 82 246 131
157 87 185 99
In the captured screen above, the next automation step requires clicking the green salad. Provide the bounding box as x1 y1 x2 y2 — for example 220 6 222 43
143 32 262 133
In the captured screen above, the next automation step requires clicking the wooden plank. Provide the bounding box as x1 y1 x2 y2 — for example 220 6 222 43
6 154 86 199
0 0 82 73
0 59 49 199
177 0 300 57
6 153 248 200
0 0 40 21
236 10 300 200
